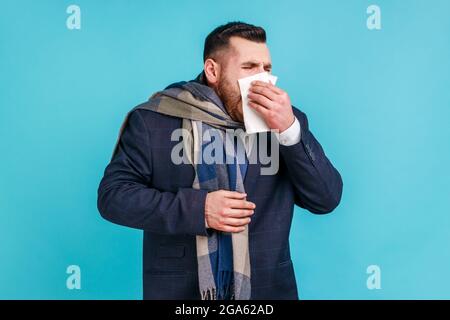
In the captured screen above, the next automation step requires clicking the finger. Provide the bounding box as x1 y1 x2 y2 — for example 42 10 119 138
248 100 271 115
221 225 246 233
224 208 254 218
247 92 275 109
249 85 278 101
268 82 284 94
227 199 256 209
221 190 247 199
222 217 251 227
251 80 284 95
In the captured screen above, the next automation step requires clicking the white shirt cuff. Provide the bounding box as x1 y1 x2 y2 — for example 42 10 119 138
277 117 301 146
205 218 209 229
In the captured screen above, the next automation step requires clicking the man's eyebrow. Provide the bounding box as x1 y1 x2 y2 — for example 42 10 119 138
241 61 272 69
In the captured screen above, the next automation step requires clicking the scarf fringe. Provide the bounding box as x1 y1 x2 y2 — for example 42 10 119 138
201 287 216 300
201 282 235 300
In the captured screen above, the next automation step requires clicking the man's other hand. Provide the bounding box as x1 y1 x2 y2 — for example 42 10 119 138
205 190 255 233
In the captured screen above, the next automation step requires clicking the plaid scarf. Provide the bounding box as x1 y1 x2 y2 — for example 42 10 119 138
112 72 252 300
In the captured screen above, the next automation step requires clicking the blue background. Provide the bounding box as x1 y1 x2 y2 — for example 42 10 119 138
1 0 449 299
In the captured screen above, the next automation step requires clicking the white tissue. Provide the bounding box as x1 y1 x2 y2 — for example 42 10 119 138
238 71 278 134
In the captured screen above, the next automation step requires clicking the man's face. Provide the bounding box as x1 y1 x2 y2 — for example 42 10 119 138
214 37 272 122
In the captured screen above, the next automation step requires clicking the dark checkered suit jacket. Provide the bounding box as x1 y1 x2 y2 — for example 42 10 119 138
97 104 343 299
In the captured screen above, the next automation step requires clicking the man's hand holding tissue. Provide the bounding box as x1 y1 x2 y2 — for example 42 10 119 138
247 80 295 133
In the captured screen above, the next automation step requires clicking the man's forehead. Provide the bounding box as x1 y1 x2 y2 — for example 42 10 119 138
228 36 271 64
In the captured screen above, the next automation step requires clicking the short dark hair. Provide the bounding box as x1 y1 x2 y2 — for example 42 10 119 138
203 21 266 62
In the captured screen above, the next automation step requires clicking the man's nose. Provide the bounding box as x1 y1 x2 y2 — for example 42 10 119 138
257 64 265 73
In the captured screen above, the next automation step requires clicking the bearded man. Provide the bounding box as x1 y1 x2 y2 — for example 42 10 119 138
97 21 343 300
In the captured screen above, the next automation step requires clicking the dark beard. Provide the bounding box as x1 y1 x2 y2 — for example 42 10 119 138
216 75 243 123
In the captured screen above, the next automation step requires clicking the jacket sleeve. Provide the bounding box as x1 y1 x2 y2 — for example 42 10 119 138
97 109 210 236
279 107 343 214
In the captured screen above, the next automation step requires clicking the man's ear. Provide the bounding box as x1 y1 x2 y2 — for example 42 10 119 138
204 58 221 86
